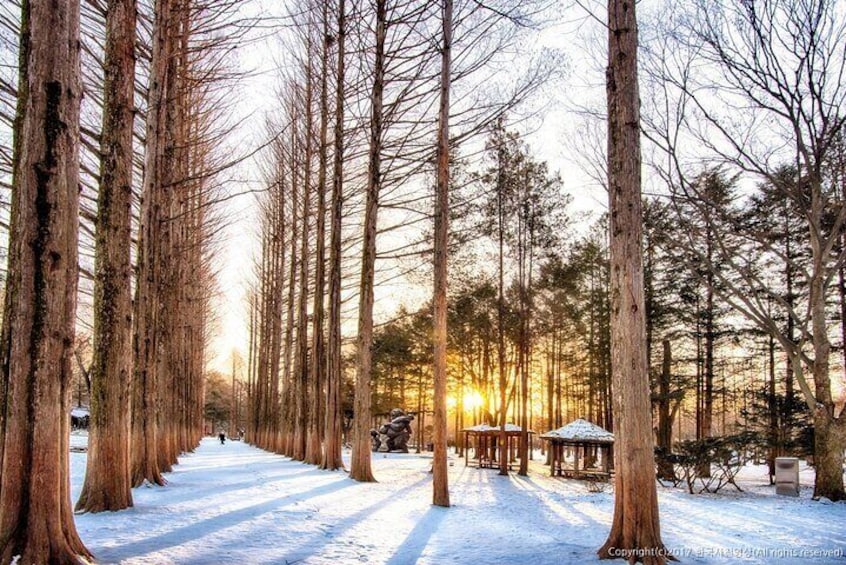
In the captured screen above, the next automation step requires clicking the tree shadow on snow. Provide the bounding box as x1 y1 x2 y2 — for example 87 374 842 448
385 505 448 565
94 479 355 562
138 462 329 508
275 474 434 564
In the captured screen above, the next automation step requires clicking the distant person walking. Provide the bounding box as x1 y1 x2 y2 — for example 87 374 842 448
218 431 226 445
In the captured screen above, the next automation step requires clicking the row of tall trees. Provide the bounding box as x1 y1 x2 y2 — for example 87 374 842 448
244 0 552 508
0 0 240 560
245 0 348 474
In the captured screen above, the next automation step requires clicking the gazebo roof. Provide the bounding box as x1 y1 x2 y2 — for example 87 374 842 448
540 418 614 443
462 423 532 434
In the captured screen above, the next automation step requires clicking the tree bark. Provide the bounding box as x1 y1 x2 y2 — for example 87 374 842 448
0 0 92 561
132 0 175 487
656 339 674 481
307 1 331 466
432 0 452 508
321 0 346 472
350 0 387 483
809 231 846 501
701 225 716 475
281 113 299 456
598 0 668 561
496 127 508 476
76 0 137 514
293 52 314 462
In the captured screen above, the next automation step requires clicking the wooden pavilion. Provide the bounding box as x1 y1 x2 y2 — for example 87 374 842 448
540 419 614 480
462 423 532 471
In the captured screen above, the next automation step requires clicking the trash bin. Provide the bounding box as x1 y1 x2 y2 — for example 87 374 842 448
775 457 799 497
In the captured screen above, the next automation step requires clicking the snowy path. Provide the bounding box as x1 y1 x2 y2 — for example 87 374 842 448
71 438 846 564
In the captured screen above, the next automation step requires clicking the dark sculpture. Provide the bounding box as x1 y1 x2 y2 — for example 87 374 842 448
371 408 414 453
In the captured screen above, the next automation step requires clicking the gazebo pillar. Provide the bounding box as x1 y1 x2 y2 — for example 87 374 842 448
550 442 557 476
574 445 580 478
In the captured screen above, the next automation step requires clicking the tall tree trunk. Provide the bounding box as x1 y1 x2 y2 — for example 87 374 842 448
246 292 256 441
598 0 667 561
702 228 715 441
496 130 508 476
154 0 188 473
0 0 30 476
0 0 91 561
808 230 846 500
281 117 299 456
293 56 314 462
269 186 286 453
321 0 346 472
546 336 555 459
76 0 137 514
230 354 238 440
656 339 674 481
307 2 331 466
350 0 387 483
783 200 795 408
132 0 175 488
767 331 777 483
432 0 452 508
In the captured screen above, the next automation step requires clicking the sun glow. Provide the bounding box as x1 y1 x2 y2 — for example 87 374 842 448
447 390 485 411
463 390 485 411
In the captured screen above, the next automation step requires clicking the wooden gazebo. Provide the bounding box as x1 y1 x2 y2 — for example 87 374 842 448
541 419 614 480
462 423 532 471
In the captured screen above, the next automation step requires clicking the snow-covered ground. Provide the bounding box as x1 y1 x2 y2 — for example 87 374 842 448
70 436 846 564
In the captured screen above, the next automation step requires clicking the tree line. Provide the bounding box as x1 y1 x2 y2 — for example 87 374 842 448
0 0 245 560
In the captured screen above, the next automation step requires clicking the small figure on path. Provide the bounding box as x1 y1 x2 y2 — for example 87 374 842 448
218 431 226 445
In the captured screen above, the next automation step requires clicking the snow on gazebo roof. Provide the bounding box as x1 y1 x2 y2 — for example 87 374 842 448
70 407 90 418
540 418 614 443
462 423 531 434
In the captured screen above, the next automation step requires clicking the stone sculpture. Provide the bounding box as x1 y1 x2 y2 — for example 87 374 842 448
371 408 414 453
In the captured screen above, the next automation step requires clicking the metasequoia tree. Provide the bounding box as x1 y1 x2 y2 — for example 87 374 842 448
597 0 668 561
76 0 137 513
306 0 334 466
132 0 239 484
132 0 177 487
431 0 452 507
248 76 309 457
250 0 330 457
350 0 387 483
0 0 93 562
645 0 846 501
249 125 290 452
65 0 154 342
292 26 315 463
321 0 347 472
251 115 312 460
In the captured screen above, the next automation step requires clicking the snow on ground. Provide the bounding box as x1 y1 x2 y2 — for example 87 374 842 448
70 438 846 564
